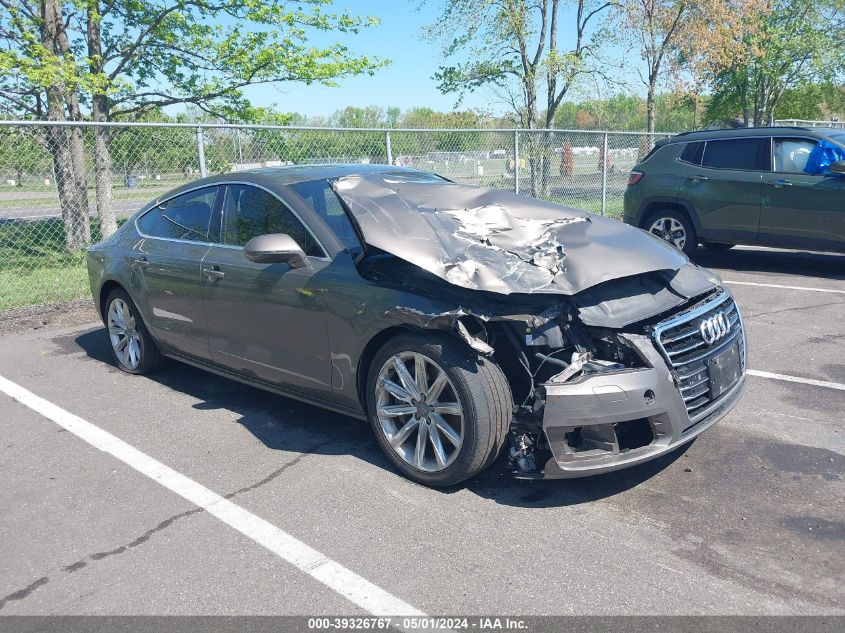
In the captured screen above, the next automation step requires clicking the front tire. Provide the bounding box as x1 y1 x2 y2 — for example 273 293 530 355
644 209 697 257
366 332 512 487
105 288 163 375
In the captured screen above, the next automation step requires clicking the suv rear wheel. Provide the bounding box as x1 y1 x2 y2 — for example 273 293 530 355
644 209 697 256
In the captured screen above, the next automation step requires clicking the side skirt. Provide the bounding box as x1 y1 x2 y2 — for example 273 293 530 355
163 350 368 422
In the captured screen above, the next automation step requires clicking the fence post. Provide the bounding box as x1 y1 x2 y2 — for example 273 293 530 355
514 130 520 194
385 129 393 165
196 126 208 177
600 132 608 216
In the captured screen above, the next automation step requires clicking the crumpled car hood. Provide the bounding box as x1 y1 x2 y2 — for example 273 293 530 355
332 174 691 296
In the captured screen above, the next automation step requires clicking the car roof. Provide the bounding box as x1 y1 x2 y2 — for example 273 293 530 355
209 163 430 186
151 163 439 204
663 126 839 145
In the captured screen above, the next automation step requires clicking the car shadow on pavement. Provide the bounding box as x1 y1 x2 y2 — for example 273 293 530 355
691 247 845 281
72 328 687 507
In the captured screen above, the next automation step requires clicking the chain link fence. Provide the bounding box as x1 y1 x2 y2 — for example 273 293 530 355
0 121 670 313
775 119 845 129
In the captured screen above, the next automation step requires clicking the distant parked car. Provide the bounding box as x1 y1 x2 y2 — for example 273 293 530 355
87 165 746 487
623 127 845 255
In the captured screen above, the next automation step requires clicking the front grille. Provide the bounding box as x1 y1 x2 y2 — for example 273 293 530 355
652 291 746 424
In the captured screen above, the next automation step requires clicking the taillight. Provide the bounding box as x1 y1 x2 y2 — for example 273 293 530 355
628 170 644 185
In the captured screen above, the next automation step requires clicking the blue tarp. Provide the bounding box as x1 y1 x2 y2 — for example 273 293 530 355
804 139 845 175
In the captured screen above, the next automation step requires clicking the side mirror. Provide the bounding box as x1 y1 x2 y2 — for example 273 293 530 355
829 160 845 175
243 233 309 269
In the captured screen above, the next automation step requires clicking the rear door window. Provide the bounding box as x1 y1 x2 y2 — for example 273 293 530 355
701 138 770 171
679 142 704 165
138 186 218 241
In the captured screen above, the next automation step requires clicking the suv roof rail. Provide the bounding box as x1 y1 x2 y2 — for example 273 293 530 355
665 126 819 142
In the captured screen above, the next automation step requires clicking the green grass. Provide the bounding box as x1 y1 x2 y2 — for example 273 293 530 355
0 218 123 312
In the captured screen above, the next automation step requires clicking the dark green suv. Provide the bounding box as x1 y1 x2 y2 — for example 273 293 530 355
623 127 845 256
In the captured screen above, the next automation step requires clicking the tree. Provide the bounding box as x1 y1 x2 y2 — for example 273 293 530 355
426 0 615 195
616 0 689 134
701 0 845 126
1 0 386 241
1 0 92 248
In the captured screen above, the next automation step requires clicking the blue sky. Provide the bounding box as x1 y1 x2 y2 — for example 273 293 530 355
237 0 503 116
236 1 628 117
239 1 510 116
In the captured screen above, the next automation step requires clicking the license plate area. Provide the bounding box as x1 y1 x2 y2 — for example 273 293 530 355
708 343 741 398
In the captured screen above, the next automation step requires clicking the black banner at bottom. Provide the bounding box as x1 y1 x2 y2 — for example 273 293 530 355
0 616 841 633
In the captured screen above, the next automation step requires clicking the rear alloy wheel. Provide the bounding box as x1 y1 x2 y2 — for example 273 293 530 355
645 210 697 256
105 288 163 375
367 333 512 487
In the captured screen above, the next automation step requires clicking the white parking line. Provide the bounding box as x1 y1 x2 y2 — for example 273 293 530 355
724 280 845 294
0 374 425 618
747 369 845 392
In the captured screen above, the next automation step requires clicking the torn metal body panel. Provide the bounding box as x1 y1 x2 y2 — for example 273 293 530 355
332 174 689 296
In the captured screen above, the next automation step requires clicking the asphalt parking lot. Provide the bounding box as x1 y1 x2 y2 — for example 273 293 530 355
0 246 843 617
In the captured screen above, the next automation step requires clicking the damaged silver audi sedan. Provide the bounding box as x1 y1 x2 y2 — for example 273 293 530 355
87 165 746 487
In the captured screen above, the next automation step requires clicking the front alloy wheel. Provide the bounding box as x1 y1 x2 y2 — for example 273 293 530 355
366 333 512 487
375 351 464 472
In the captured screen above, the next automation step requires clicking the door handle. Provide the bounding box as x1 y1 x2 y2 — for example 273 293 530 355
687 174 709 181
202 266 225 281
770 179 793 188
131 256 149 269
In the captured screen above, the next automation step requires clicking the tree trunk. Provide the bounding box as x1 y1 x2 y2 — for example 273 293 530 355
88 1 117 239
91 96 116 239
66 94 92 246
42 0 90 250
646 85 656 135
523 85 540 198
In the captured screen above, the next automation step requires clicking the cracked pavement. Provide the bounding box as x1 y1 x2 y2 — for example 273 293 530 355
0 246 843 615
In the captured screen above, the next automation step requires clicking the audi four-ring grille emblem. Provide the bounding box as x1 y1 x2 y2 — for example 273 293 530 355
699 312 732 345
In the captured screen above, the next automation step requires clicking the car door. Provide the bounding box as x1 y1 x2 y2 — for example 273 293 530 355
759 137 845 250
201 183 333 397
133 185 220 361
677 137 769 244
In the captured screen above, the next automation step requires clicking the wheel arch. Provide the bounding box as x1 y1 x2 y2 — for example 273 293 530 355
98 279 125 322
639 197 702 234
356 324 470 411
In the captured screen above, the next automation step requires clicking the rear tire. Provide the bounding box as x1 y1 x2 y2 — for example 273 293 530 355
104 288 163 375
366 332 512 487
643 209 697 257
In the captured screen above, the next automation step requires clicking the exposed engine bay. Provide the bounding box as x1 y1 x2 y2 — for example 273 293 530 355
331 173 745 479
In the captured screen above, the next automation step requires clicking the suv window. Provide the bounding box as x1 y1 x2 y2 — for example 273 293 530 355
288 179 360 250
773 138 817 173
701 138 770 171
679 141 704 165
138 186 218 242
221 184 325 257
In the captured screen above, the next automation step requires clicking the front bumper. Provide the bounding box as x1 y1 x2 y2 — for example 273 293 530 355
534 332 746 479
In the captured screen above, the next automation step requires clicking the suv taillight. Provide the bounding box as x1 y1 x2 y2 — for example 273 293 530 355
628 171 644 185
